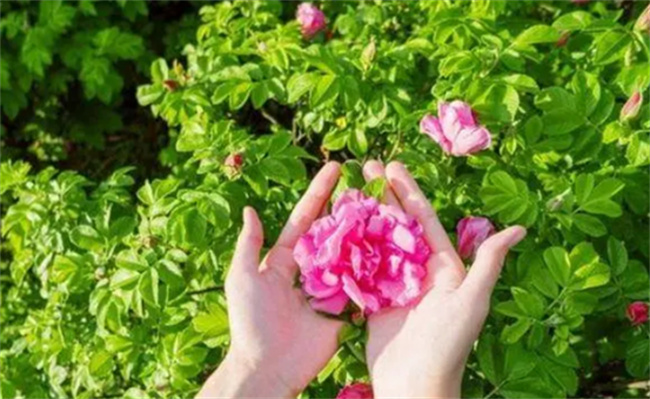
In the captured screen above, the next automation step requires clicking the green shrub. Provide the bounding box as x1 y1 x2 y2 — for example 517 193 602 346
2 1 649 398
0 0 199 167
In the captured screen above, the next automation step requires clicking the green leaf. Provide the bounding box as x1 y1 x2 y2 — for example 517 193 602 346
534 87 576 111
139 269 159 307
477 334 503 385
116 250 148 272
151 58 169 83
553 11 592 31
626 337 650 378
607 237 628 275
39 0 75 34
504 343 537 380
70 225 105 251
543 247 571 287
347 129 368 158
137 84 164 106
541 108 583 135
472 84 519 122
251 82 270 109
574 174 594 205
571 71 600 117
512 25 561 49
480 171 535 225
572 213 607 237
593 31 632 65
259 158 291 186
287 72 318 104
110 269 140 289
501 74 539 93
94 28 144 60
362 178 387 201
310 74 339 108
501 319 532 344
229 82 252 110
511 287 546 319
578 178 624 217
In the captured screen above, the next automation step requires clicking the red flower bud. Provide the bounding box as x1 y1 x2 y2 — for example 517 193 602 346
336 383 373 399
163 79 179 92
626 302 649 326
556 31 570 47
225 152 244 170
620 91 643 122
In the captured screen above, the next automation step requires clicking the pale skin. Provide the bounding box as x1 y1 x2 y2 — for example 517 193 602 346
196 161 526 399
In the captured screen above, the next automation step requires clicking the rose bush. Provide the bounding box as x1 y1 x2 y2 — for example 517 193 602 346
1 1 649 398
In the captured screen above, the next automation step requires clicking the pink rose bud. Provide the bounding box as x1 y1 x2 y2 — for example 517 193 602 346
296 3 327 39
224 152 244 170
456 216 495 260
336 383 374 399
556 31 570 47
294 189 431 316
420 101 492 156
620 91 643 121
634 4 650 32
626 302 649 326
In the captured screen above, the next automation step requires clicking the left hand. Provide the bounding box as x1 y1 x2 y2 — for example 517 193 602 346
197 162 343 398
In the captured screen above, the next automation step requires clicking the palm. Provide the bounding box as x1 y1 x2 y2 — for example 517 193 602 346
228 246 342 392
360 161 526 397
222 162 343 395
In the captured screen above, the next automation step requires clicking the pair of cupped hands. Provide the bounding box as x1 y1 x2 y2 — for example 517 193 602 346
197 161 526 399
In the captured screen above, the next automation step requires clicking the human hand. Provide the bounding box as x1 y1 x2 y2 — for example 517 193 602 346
362 161 527 398
197 162 343 399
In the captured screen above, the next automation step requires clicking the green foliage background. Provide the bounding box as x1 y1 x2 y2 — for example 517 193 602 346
1 1 649 398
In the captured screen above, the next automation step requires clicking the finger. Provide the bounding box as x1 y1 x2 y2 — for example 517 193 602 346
460 226 527 300
385 161 465 289
275 161 341 249
362 160 401 207
230 207 264 277
385 161 454 253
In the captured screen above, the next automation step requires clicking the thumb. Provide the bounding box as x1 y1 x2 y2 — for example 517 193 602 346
460 226 526 300
230 206 264 277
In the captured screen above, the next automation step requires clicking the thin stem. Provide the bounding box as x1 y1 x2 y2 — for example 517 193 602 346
187 285 224 295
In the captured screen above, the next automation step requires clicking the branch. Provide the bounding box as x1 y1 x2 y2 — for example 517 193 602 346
187 285 224 296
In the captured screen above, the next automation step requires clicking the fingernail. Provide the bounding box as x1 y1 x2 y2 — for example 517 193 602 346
508 226 527 246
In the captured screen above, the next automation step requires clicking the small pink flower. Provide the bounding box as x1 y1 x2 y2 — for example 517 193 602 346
420 101 492 156
620 91 643 121
626 302 649 326
294 189 431 315
456 217 495 260
296 3 327 39
634 4 650 31
336 383 374 399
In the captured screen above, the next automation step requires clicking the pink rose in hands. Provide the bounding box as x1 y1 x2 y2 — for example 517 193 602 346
456 216 495 260
420 101 492 156
626 302 649 326
296 3 327 38
336 383 374 399
294 189 431 315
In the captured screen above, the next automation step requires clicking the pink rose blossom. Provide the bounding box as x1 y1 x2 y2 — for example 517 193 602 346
456 216 495 260
336 383 374 399
224 152 244 171
420 101 492 156
296 3 327 39
620 91 643 121
626 302 649 326
294 189 431 315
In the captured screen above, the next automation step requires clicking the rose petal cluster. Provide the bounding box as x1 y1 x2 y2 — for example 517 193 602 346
296 3 327 39
336 383 374 399
456 216 495 260
626 301 649 326
420 101 492 156
294 189 431 315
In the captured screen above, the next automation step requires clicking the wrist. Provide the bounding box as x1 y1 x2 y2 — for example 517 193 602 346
372 372 462 398
197 351 295 398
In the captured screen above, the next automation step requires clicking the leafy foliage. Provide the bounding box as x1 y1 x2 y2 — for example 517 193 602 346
2 1 649 398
